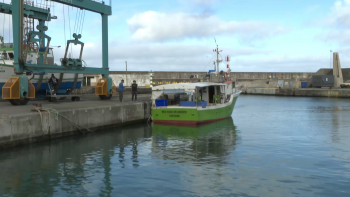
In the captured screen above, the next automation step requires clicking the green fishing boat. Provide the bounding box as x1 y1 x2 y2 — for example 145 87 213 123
151 44 241 125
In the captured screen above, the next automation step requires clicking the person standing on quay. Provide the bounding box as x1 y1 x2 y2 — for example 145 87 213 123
49 74 58 95
119 79 124 102
131 80 138 101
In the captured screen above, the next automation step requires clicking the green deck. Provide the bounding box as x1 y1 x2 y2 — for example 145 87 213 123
0 63 13 67
152 96 238 123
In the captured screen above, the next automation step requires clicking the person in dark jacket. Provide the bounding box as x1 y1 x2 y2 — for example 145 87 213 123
119 79 124 102
48 74 58 95
131 80 138 101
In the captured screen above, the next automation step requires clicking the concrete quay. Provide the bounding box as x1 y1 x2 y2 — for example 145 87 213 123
0 94 152 148
241 88 350 98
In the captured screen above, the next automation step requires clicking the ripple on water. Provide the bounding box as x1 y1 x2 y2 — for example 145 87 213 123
0 96 350 196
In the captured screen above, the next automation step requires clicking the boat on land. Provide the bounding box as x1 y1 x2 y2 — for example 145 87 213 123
0 42 83 99
151 44 241 125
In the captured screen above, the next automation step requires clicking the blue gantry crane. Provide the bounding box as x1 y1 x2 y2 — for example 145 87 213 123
0 0 114 105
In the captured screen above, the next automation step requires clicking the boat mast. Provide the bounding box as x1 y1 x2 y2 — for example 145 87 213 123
214 38 222 73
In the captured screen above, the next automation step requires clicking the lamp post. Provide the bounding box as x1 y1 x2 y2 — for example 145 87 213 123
330 50 332 68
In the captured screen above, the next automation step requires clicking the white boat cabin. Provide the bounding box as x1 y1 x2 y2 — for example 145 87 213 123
0 43 55 65
152 82 235 107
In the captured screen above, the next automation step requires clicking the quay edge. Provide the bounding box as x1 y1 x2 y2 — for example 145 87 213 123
0 101 152 149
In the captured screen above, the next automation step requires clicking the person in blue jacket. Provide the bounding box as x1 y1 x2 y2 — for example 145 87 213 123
118 79 125 102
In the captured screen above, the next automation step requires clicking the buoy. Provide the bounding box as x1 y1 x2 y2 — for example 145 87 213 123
30 42 39 51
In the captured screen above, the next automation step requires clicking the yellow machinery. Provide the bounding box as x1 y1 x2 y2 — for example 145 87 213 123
95 78 116 100
2 77 35 105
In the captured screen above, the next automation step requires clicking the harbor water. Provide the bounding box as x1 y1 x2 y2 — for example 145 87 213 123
1 95 350 196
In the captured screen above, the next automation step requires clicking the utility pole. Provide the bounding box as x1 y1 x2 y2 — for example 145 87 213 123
125 61 128 84
330 50 332 68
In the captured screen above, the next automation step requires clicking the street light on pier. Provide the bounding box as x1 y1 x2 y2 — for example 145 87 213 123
330 50 333 68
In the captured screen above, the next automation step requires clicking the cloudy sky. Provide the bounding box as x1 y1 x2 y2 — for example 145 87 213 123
1 0 350 72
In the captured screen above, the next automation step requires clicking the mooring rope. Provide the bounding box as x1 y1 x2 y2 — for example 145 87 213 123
35 107 92 135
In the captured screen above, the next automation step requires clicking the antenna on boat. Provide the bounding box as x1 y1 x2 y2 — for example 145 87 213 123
213 38 222 73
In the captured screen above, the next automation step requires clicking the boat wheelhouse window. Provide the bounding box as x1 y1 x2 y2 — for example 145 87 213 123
8 52 14 60
208 86 215 103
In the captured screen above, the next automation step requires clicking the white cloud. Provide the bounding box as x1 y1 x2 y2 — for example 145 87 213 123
0 12 13 43
326 0 350 27
319 30 350 44
51 41 334 73
127 11 287 43
193 0 215 6
178 0 217 7
52 42 272 72
320 0 350 45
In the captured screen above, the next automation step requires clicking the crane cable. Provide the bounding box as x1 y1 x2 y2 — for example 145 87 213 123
63 5 67 50
2 0 4 41
80 10 86 35
67 5 72 57
8 13 10 43
77 9 83 34
74 9 85 35
73 8 79 34
78 9 84 34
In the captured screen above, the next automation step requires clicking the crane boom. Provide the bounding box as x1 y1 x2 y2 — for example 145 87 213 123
0 2 52 21
1 0 114 105
49 0 112 15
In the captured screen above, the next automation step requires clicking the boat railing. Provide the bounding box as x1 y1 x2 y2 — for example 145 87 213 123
0 43 14 49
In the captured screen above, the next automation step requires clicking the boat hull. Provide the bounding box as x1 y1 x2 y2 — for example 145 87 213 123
153 117 229 125
0 64 83 98
152 93 240 125
152 117 235 136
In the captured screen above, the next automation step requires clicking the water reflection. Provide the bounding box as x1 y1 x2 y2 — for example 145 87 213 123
1 96 350 196
0 119 238 196
152 118 238 164
306 104 348 143
0 125 151 197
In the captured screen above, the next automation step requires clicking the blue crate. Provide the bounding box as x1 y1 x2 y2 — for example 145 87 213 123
209 70 215 73
301 82 307 88
197 101 207 107
156 99 168 107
